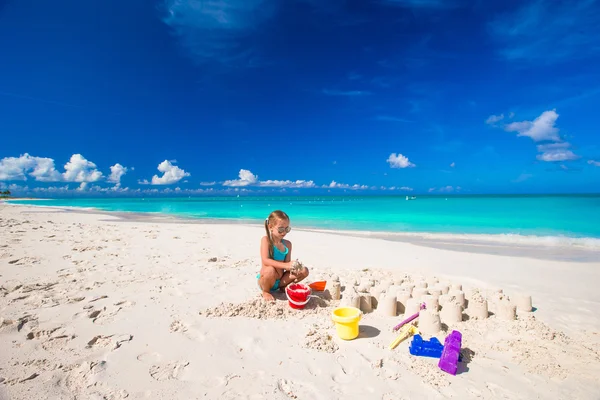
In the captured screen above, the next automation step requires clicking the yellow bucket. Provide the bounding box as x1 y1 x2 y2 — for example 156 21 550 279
331 306 362 340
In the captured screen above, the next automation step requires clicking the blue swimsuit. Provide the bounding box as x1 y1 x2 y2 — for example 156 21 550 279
257 242 288 291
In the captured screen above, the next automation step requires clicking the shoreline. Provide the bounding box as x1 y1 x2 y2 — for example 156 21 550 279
6 202 600 261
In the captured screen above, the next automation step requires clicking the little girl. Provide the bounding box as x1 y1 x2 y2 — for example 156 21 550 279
257 210 309 301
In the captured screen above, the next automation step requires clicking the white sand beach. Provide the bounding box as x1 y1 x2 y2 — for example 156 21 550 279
1 204 600 400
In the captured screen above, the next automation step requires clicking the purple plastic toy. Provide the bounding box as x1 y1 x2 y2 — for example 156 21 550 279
438 330 462 375
393 303 426 331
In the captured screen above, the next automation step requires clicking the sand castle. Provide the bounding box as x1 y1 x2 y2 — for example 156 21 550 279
332 272 533 340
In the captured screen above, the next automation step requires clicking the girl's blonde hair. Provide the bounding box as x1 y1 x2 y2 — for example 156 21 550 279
264 210 290 259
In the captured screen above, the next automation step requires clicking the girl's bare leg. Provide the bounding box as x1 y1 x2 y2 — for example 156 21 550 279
258 266 280 301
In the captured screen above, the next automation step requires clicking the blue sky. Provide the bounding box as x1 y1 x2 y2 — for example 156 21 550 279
1 0 599 196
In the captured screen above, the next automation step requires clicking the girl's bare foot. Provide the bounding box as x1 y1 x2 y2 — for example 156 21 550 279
262 291 275 302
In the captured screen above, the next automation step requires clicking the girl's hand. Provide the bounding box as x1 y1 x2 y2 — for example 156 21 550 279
290 260 305 274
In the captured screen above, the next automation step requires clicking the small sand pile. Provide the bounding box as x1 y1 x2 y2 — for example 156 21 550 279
199 296 332 320
302 325 338 353
508 313 570 343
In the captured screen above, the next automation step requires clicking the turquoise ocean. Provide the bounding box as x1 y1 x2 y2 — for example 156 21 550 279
8 195 600 247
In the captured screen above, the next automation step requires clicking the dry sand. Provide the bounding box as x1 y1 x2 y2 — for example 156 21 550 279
1 204 600 399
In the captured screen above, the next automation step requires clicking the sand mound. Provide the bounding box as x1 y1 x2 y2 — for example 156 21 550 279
200 295 334 320
302 324 338 353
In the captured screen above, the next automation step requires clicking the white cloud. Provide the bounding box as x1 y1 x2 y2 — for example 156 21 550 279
450 162 455 168
485 114 504 125
0 153 103 183
7 184 28 191
325 181 369 190
0 153 61 182
387 153 416 168
140 160 190 185
223 169 258 187
62 154 103 183
30 157 62 182
327 181 350 189
222 169 318 188
588 160 600 167
199 181 217 186
505 110 561 142
108 163 128 186
536 142 579 162
32 185 70 193
259 180 316 188
428 187 435 192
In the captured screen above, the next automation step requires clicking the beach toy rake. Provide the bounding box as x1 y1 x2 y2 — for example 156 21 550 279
393 303 426 331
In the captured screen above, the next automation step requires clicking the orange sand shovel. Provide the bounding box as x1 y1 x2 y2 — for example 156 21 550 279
308 281 327 291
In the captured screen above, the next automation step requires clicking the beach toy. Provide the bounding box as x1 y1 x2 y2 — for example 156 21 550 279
393 303 426 331
331 306 362 340
438 330 462 375
389 324 418 349
308 281 327 291
409 334 444 358
285 283 311 310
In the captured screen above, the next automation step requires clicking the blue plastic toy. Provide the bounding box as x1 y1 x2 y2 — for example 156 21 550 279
438 330 462 375
409 334 444 358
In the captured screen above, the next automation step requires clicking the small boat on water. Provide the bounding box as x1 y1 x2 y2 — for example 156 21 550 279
406 196 417 200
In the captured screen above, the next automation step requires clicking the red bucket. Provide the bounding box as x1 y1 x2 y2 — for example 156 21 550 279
285 283 311 309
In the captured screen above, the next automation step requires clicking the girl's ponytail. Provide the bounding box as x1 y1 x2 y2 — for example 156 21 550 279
265 218 274 259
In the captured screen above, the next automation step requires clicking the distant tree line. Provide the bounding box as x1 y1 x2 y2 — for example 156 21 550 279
0 189 11 198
